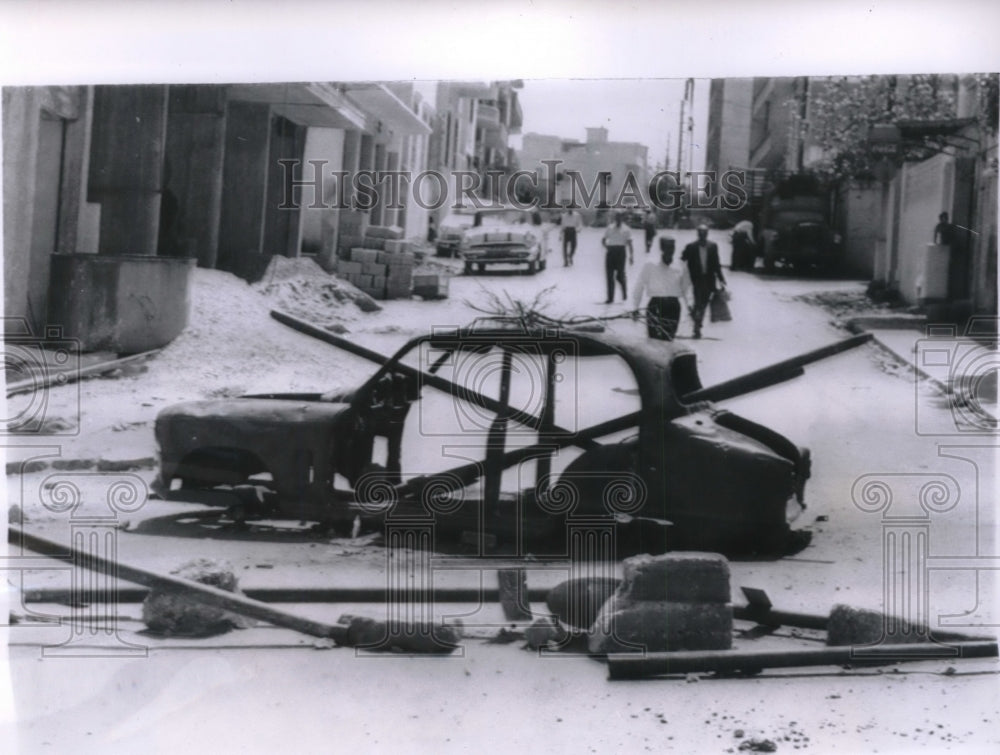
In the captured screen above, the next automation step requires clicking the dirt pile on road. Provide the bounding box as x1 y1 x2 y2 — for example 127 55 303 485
142 263 376 397
254 256 381 326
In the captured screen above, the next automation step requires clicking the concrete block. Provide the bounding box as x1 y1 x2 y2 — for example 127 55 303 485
385 281 412 299
619 552 731 603
356 274 373 289
362 262 386 277
362 235 385 251
387 273 413 289
588 600 733 654
413 274 449 300
336 260 363 275
350 248 380 265
384 239 409 253
366 224 405 240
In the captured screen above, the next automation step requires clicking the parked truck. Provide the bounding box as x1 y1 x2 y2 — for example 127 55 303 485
759 174 842 272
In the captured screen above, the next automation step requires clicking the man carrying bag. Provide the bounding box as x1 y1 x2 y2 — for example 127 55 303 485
681 224 726 338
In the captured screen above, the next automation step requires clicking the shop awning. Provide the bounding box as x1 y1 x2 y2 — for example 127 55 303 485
343 83 432 136
228 82 369 130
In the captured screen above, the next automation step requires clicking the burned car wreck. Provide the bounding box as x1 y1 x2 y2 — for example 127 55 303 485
153 311 870 558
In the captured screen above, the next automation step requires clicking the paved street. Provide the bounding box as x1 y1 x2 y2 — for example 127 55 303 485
5 226 997 753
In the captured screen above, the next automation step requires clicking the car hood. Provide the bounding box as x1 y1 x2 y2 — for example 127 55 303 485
156 397 353 433
463 225 539 246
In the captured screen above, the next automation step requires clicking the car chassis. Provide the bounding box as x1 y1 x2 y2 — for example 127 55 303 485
153 311 870 557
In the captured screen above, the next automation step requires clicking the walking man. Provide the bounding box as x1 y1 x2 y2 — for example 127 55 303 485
642 209 658 254
602 212 633 303
632 237 691 340
681 224 726 338
561 205 583 266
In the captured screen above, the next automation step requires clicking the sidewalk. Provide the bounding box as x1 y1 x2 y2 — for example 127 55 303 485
848 314 998 394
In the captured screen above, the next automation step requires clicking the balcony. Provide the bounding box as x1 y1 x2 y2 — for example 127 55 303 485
476 103 500 127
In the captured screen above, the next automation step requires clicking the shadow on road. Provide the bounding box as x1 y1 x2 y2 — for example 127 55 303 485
130 509 350 543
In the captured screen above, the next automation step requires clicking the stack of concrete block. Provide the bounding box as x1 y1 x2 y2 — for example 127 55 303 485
337 210 369 259
331 224 430 300
363 224 405 249
588 552 733 654
380 249 416 299
412 273 449 300
334 246 417 301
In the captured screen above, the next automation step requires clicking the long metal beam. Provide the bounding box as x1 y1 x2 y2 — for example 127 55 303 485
607 640 998 679
9 525 348 643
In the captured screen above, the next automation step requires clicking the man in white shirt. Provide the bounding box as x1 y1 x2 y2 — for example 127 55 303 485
602 213 633 303
632 237 691 340
561 206 583 266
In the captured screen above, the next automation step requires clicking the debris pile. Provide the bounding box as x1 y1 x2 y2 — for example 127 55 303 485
793 289 896 321
827 603 938 646
546 576 621 631
588 552 734 654
334 614 462 654
254 255 382 324
142 558 255 636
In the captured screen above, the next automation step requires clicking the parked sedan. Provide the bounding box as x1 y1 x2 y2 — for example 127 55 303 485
459 208 552 275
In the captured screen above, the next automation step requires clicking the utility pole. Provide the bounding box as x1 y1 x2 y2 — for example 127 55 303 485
685 79 696 175
677 100 685 180
688 115 695 175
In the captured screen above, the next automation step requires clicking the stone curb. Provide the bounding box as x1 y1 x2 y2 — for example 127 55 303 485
5 457 156 476
844 319 948 392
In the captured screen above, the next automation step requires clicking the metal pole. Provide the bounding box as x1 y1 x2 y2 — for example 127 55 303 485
607 640 998 680
681 333 872 404
10 525 349 642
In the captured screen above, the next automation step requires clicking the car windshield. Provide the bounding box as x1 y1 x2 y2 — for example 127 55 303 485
475 209 528 227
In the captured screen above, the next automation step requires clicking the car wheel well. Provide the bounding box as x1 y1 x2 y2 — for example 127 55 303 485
174 446 271 489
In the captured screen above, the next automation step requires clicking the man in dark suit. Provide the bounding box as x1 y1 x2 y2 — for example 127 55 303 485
681 224 726 338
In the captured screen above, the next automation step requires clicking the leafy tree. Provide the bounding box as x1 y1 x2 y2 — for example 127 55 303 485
805 74 961 180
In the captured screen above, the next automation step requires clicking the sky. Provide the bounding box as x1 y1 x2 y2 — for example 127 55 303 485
511 78 710 173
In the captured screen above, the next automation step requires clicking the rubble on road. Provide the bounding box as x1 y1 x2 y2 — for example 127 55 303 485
137 263 378 398
142 558 255 637
335 614 462 654
254 255 381 319
546 577 622 631
827 603 944 646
